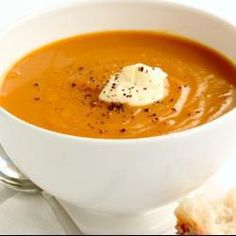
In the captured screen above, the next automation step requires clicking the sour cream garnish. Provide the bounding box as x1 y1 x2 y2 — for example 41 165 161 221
99 63 169 106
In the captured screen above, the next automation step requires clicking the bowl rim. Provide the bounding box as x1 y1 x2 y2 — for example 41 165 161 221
0 0 235 144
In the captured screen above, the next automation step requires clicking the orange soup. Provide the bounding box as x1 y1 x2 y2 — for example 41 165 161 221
0 31 235 139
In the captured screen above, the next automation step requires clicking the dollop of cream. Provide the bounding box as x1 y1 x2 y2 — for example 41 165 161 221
99 63 169 106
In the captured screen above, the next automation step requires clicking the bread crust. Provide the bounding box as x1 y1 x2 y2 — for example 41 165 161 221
175 189 236 235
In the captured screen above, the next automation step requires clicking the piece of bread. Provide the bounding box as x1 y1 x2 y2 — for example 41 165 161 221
175 188 236 235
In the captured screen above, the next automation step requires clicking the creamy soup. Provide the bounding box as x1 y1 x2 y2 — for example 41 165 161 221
0 31 235 139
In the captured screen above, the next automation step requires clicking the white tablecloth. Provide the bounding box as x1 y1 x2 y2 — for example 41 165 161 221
0 0 235 234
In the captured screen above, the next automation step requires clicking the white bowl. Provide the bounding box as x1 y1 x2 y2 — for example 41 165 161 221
0 0 235 234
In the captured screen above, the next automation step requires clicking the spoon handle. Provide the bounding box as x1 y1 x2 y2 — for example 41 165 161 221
42 191 83 235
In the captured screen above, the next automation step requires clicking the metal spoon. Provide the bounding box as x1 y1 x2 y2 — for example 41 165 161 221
0 145 82 235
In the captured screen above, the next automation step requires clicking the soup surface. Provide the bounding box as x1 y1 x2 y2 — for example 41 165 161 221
0 31 235 139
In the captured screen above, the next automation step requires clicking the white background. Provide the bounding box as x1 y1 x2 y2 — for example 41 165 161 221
0 0 235 234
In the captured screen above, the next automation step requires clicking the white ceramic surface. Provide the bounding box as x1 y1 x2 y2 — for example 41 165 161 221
0 0 235 234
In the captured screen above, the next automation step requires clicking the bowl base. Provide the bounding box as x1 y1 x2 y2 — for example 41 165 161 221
61 202 177 235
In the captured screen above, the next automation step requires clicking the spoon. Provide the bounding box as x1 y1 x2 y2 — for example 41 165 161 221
0 145 82 235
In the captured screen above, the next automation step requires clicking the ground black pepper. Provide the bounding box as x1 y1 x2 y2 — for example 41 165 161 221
111 83 117 89
90 77 96 82
90 101 97 107
85 94 91 100
34 97 40 101
152 117 159 122
99 129 105 134
108 103 124 112
139 67 144 72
